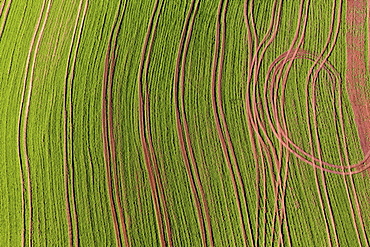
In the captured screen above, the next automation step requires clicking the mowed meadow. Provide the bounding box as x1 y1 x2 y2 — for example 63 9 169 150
1 0 370 246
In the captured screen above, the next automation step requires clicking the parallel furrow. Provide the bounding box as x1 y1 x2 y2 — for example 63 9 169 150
212 0 252 246
63 0 89 246
174 1 215 246
102 1 130 246
137 1 172 246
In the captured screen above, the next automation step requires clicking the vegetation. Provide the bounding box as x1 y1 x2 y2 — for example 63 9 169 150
0 0 369 246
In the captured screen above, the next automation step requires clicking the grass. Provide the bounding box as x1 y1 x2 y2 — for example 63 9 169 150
0 0 369 246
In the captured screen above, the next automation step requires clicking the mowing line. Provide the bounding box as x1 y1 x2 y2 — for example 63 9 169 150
17 0 52 246
174 1 215 246
63 0 89 246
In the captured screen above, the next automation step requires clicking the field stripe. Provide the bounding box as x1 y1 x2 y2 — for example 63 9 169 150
102 3 122 246
212 0 253 246
174 1 216 246
102 1 131 246
337 9 370 237
17 0 53 246
107 1 130 246
270 1 308 245
243 2 264 245
248 1 283 245
137 1 173 246
0 0 12 39
260 46 370 175
140 1 173 245
142 2 173 245
63 0 89 246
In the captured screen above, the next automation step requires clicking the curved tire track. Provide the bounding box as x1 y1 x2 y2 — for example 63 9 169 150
17 1 53 246
102 1 130 246
174 1 215 246
212 0 252 246
137 1 172 246
63 0 88 246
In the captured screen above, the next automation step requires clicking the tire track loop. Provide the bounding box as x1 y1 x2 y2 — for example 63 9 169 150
262 48 370 175
265 45 368 245
17 0 52 246
265 51 334 245
212 0 252 246
247 0 368 243
102 1 131 246
331 1 369 240
304 1 342 245
264 47 370 174
137 1 172 246
174 1 214 246
63 0 88 246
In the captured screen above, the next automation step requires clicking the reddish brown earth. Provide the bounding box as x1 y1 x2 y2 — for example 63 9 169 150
346 0 370 157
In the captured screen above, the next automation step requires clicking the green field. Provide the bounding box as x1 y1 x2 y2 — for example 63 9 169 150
0 0 369 246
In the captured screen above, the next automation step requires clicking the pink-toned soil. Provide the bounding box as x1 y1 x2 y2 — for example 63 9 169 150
346 0 370 157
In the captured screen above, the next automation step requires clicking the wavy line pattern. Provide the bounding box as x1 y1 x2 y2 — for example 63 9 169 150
3 0 370 246
174 1 218 246
64 0 88 246
212 0 253 246
137 1 173 246
17 1 53 246
102 1 130 246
